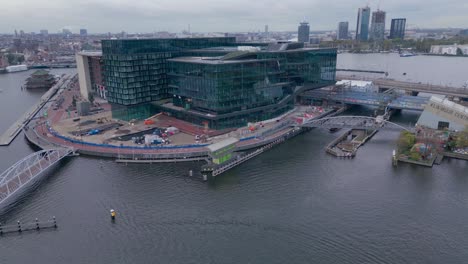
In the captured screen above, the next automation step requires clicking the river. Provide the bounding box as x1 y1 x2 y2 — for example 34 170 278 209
0 56 467 264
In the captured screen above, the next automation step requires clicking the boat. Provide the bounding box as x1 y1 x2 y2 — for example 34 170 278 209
329 128 341 133
5 65 28 73
400 52 415 57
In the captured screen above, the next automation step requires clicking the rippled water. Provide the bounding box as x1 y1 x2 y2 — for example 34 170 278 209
0 57 467 263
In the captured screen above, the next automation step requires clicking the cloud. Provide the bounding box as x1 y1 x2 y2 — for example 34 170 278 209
0 0 466 33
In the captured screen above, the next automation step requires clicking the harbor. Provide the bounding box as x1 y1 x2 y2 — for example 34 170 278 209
1 53 468 264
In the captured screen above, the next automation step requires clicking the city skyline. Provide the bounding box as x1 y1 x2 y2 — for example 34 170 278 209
1 0 467 33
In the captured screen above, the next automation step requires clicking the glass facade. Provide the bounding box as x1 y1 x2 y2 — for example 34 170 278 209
101 37 236 120
165 48 336 129
102 38 336 128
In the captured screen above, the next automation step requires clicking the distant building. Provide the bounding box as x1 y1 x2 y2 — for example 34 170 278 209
389 18 406 39
430 44 468 55
40 29 48 37
309 37 320 45
417 96 468 131
76 51 106 100
370 10 386 41
459 29 468 36
356 6 371 41
80 29 88 37
337 22 349 40
298 21 310 43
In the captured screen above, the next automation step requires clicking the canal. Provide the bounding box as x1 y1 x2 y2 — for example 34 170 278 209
0 57 467 263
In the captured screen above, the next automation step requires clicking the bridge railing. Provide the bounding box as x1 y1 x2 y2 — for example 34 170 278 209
0 149 72 205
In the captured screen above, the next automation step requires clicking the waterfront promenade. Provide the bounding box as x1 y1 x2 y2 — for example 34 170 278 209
0 75 72 146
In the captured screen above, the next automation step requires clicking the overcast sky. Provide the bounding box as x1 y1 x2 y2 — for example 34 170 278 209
1 0 467 33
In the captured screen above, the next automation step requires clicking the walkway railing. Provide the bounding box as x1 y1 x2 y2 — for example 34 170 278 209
301 115 412 131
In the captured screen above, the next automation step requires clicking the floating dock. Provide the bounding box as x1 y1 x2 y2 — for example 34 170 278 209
0 75 72 146
325 128 378 158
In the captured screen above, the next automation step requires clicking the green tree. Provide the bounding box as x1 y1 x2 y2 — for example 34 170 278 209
409 151 421 161
456 48 464 56
397 131 416 153
455 126 468 148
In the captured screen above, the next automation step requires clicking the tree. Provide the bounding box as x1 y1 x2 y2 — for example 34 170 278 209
397 131 416 153
456 48 464 56
455 126 468 148
409 151 421 161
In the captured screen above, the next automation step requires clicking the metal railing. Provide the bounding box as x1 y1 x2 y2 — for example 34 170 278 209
301 115 412 131
0 148 73 205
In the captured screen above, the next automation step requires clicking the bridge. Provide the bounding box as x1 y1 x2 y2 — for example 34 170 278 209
301 116 412 131
337 75 468 98
301 90 429 111
0 148 74 208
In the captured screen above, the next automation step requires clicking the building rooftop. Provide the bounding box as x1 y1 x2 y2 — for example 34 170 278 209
207 137 239 152
168 56 270 65
31 69 51 76
430 96 468 114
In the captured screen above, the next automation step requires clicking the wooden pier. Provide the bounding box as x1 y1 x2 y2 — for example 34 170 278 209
0 217 57 235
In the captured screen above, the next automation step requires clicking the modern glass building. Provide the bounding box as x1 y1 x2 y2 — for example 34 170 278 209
166 44 336 129
389 18 406 39
356 6 371 41
298 22 310 43
337 22 349 40
101 37 336 129
101 37 237 120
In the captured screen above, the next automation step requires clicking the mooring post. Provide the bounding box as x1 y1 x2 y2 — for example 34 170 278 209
53 216 57 228
17 221 22 232
36 218 40 230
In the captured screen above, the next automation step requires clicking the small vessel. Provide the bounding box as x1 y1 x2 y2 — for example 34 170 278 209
400 52 415 57
6 65 28 73
329 128 341 133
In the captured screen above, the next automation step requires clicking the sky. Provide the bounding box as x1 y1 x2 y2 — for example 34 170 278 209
1 0 467 33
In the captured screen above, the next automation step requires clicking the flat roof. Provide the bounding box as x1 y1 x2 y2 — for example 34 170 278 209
168 56 268 65
430 96 468 114
207 137 239 152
